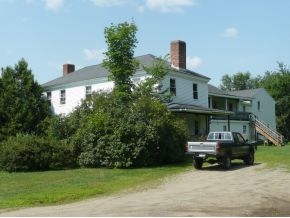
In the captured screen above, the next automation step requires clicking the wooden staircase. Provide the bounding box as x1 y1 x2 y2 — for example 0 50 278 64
249 114 284 146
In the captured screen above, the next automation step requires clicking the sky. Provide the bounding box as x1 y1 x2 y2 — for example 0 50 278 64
1 0 290 87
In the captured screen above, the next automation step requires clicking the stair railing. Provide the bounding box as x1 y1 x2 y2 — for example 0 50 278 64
249 114 284 146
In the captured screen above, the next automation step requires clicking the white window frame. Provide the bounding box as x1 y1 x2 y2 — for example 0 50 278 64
60 90 66 105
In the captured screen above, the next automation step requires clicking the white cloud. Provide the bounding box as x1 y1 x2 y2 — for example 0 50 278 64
187 56 202 69
43 0 64 12
83 48 105 62
221 27 239 38
90 0 127 7
145 0 197 13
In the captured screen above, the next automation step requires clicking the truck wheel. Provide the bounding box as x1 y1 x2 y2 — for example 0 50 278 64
222 154 231 170
193 157 203 169
244 151 255 165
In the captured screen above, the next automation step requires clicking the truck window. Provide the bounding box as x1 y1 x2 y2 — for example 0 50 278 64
215 133 223 139
233 133 239 143
237 133 245 143
225 132 231 140
207 133 214 140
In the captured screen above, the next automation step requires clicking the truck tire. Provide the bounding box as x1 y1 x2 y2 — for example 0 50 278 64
222 154 231 170
193 157 203 169
244 151 255 165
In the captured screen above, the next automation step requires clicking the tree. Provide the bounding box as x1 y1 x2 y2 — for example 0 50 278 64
220 72 261 91
103 21 139 96
134 55 172 102
0 59 51 140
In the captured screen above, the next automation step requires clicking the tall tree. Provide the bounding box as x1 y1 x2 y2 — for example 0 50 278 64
0 59 50 140
220 72 261 91
103 21 139 96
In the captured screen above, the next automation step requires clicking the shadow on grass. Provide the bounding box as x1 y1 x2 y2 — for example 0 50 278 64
199 162 262 172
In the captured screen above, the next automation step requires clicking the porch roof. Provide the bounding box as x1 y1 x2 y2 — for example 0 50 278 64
167 103 233 115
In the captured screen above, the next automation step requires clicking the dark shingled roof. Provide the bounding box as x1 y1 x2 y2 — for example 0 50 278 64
42 54 209 89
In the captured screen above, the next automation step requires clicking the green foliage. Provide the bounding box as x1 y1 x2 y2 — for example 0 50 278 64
220 72 262 91
0 134 75 172
70 93 188 168
0 59 51 140
103 21 139 95
135 55 172 102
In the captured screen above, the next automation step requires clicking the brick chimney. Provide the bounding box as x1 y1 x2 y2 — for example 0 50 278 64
170 40 186 69
63 64 75 76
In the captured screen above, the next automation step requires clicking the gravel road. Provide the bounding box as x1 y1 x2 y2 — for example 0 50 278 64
1 163 290 217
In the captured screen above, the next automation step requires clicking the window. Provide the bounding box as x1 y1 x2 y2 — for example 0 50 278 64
193 83 198 99
257 101 260 111
60 90 66 104
85 86 92 98
243 106 246 112
237 133 246 143
194 120 199 135
243 125 247 134
170 78 176 96
46 92 51 106
229 103 233 111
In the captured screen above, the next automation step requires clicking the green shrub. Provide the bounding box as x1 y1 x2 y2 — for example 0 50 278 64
0 134 75 172
72 93 188 168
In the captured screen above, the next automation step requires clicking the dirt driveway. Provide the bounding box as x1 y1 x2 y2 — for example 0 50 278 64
1 163 290 217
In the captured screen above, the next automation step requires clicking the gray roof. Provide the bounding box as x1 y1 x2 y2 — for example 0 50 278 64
208 84 255 100
42 54 209 89
167 103 233 115
229 88 265 98
208 84 229 96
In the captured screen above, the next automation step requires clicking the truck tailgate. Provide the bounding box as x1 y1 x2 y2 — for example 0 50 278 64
186 142 217 155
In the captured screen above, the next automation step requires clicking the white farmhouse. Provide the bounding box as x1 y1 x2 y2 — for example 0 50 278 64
43 40 283 145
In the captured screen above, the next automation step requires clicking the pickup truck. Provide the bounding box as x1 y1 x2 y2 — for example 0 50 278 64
186 131 256 170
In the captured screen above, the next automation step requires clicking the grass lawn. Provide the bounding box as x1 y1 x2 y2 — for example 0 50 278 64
0 163 192 210
0 144 289 210
256 143 290 170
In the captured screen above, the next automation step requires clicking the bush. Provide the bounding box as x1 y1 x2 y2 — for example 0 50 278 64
72 93 188 168
0 134 76 172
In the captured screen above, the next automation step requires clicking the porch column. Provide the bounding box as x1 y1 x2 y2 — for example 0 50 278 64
205 115 209 134
225 98 228 110
209 96 213 108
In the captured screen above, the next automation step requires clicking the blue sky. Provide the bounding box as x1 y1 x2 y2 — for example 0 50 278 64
1 0 290 86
